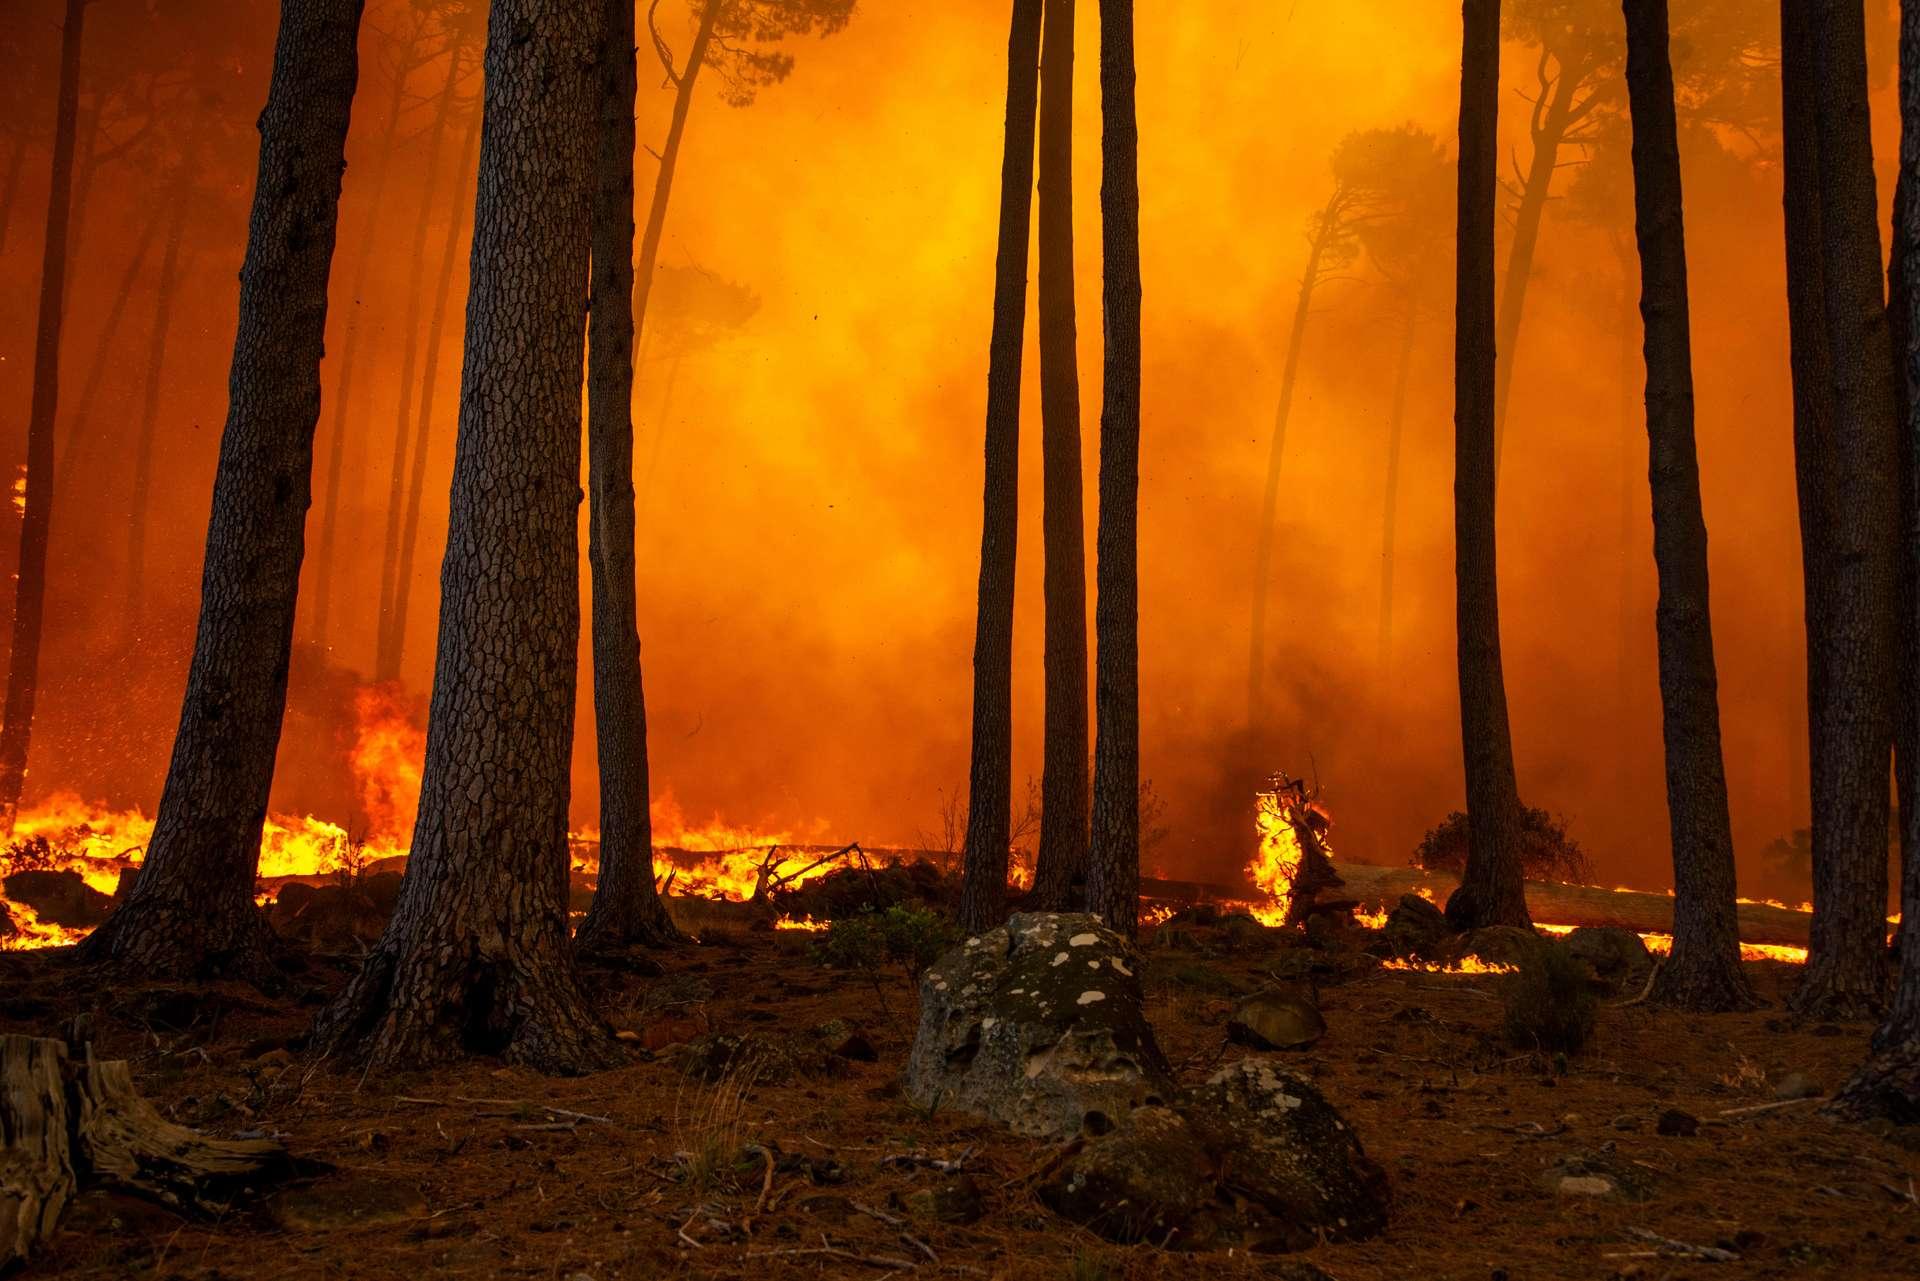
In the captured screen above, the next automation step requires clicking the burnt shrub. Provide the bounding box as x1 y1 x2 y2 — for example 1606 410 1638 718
1501 940 1597 1054
1413 807 1591 884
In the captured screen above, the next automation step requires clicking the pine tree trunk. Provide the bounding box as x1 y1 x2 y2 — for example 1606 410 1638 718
1029 0 1089 913
388 62 483 678
74 0 366 981
1831 0 1920 1120
1248 197 1343 731
577 0 682 953
1623 0 1757 1012
310 0 615 1074
956 0 1042 937
1375 296 1418 687
632 0 718 352
310 38 418 652
1791 0 1903 1022
1492 43 1584 475
53 216 163 496
1085 0 1142 939
126 145 200 643
0 0 86 831
1446 0 1531 932
0 138 25 258
374 38 466 681
1891 139 1917 944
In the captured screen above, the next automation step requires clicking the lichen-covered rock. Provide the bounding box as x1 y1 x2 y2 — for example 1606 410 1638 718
1037 1106 1220 1245
904 913 1175 1138
1183 1059 1390 1249
1227 987 1326 1051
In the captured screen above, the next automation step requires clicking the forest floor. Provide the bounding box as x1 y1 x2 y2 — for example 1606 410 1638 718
7 912 1919 1281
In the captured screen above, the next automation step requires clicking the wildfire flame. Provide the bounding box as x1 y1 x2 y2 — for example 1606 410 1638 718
1247 777 1320 926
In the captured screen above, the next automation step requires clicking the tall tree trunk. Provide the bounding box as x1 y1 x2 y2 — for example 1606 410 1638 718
1375 295 1418 688
1830 0 1920 1118
388 96 482 673
310 38 419 652
632 0 719 353
0 138 25 258
1492 43 1587 474
74 0 366 980
1892 133 1918 942
1085 0 1142 939
1446 0 1531 932
126 142 200 643
1623 0 1757 1012
957 0 1042 936
0 0 86 831
1029 0 1089 913
637 352 683 513
54 215 163 496
310 0 615 1073
1614 232 1640 804
1790 0 1904 1021
577 0 682 952
374 38 466 681
1247 193 1345 731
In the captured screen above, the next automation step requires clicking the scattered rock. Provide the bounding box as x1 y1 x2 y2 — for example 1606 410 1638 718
1655 1109 1698 1137
905 913 1176 1139
813 1019 877 1062
3 869 113 928
1227 987 1326 1051
1557 1175 1616 1197
269 1177 427 1232
1774 1073 1821 1101
1547 1149 1657 1202
908 1173 986 1225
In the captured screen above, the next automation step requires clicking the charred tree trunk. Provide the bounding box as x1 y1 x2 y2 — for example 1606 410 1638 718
1248 191 1346 731
126 140 201 642
1790 0 1903 1022
310 37 420 652
1446 0 1532 932
633 0 719 351
1085 0 1143 939
1622 0 1757 1012
54 216 163 496
310 0 616 1073
956 0 1042 936
1030 0 1089 913
578 0 682 953
374 37 467 681
0 0 86 831
1376 295 1419 687
1832 0 1920 1117
389 91 482 668
75 0 366 981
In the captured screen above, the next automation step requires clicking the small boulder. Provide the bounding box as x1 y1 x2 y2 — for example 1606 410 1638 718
1445 925 1551 970
1565 927 1654 989
905 913 1176 1139
4 869 113 928
1227 987 1326 1051
1655 1108 1699 1137
1038 1105 1220 1245
1380 894 1449 959
1774 1072 1821 1101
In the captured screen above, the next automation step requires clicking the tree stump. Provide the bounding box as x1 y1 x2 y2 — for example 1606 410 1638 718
0 1034 295 1267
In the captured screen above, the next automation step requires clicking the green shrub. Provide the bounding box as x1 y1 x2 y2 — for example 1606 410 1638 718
814 905 959 981
1502 941 1596 1054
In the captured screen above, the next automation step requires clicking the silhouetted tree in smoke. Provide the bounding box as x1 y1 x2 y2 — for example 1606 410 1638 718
635 262 761 509
0 0 87 832
1784 0 1905 1022
956 0 1041 936
310 0 618 1072
1029 0 1090 913
1085 0 1143 938
1830 0 1920 1121
578 0 685 952
76 0 367 980
1621 0 1756 1012
375 2 484 682
1447 0 1532 933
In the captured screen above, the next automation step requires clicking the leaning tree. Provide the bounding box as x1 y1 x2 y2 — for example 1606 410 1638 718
311 0 617 1072
76 0 367 979
956 0 1042 935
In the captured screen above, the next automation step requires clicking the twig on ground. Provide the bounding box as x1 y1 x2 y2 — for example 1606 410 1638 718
1607 1227 1738 1262
1617 957 1664 1007
1718 1096 1823 1117
899 1231 938 1263
746 1234 915 1271
852 1200 904 1226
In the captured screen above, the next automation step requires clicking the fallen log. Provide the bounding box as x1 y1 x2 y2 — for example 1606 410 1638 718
0 1034 297 1268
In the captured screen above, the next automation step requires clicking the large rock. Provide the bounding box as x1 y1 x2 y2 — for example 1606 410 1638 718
1442 924 1551 970
905 913 1175 1139
1565 926 1654 991
1040 1058 1390 1251
1378 893 1449 959
1227 987 1325 1051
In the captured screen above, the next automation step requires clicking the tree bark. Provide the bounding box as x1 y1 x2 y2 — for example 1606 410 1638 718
633 0 719 353
956 0 1042 937
577 0 683 952
1446 0 1532 932
1790 0 1903 1022
126 137 201 643
75 0 366 981
374 36 467 682
1622 0 1757 1012
1085 0 1142 939
389 86 483 671
1030 0 1089 913
310 0 616 1074
1248 189 1347 731
1375 296 1418 687
1831 0 1920 1118
0 0 86 830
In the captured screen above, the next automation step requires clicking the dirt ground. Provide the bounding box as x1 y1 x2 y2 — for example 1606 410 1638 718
8 918 1919 1281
